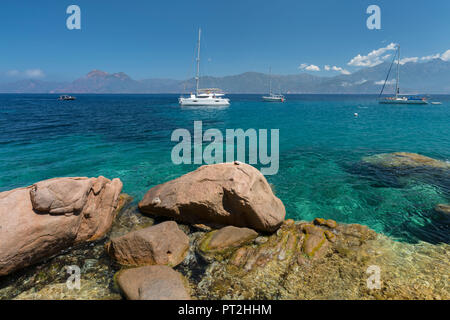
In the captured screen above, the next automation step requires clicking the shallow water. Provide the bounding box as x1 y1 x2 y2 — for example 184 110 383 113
0 94 449 243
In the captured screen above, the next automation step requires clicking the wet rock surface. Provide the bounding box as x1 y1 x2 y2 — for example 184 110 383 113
200 226 258 252
1 159 449 300
116 265 191 300
1 205 449 300
0 197 137 300
191 220 450 300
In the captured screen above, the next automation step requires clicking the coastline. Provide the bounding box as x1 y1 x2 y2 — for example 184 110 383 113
0 153 449 300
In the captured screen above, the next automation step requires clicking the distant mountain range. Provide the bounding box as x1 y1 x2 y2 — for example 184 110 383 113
1 59 450 94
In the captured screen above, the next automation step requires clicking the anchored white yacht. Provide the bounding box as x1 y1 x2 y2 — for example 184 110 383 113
262 67 285 102
378 45 428 105
179 29 230 106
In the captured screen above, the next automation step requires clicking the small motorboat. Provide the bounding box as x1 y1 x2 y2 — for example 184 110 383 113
431 102 442 105
58 95 76 101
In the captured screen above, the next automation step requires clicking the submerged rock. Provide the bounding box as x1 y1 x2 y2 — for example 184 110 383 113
0 176 123 276
189 219 450 300
105 221 189 267
138 162 286 232
116 265 191 300
301 224 329 258
355 152 450 197
109 202 154 239
362 152 450 170
0 235 121 300
198 226 258 261
434 204 450 216
13 279 120 300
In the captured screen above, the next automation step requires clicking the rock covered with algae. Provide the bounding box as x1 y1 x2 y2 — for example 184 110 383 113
188 219 450 300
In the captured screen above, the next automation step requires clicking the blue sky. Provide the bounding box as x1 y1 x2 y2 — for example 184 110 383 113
0 0 449 82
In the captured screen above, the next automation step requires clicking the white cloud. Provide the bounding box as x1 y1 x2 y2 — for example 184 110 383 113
354 79 368 85
6 70 20 76
25 69 45 78
404 49 450 63
374 79 396 85
299 63 320 71
441 49 450 61
323 65 351 75
348 43 397 67
421 53 441 61
399 57 419 65
331 66 351 75
5 69 45 78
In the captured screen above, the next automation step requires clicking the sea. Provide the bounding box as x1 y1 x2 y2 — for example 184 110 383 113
0 94 449 244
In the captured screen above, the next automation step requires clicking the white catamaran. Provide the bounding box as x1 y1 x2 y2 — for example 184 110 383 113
262 67 285 102
378 44 428 105
179 29 230 106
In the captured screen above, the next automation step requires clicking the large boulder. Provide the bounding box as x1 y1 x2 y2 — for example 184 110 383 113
138 162 285 232
105 221 189 267
0 176 123 276
116 265 191 300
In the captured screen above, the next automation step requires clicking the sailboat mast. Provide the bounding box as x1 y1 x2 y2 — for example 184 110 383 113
269 67 272 95
195 28 201 94
395 44 400 97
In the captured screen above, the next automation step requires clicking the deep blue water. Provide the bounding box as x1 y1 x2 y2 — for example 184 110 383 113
1 94 449 244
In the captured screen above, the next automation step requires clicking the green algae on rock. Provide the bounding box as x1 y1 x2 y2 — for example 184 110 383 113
198 226 258 259
189 219 450 300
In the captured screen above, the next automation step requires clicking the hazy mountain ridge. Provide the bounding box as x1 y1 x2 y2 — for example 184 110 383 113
1 59 449 94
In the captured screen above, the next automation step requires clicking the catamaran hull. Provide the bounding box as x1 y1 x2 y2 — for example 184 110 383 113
262 96 285 102
178 98 230 106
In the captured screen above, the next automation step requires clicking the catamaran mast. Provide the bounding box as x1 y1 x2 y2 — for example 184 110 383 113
195 28 201 95
395 44 400 97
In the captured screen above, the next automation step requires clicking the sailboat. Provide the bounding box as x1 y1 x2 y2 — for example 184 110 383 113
262 67 285 102
179 29 230 106
378 44 428 105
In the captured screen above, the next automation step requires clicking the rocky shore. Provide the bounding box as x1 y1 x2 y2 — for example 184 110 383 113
0 155 449 300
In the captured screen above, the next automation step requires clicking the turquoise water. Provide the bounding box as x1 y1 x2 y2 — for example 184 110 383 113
1 94 449 243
